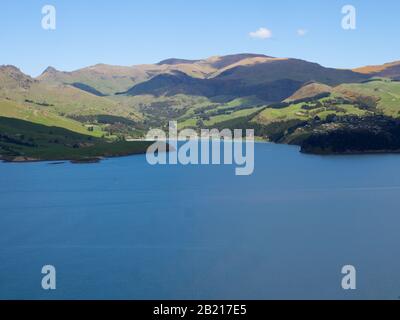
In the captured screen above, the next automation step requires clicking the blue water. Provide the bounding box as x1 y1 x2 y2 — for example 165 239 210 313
0 143 400 300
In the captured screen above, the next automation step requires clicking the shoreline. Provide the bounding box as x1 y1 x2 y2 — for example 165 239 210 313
0 151 150 164
0 141 170 164
300 148 400 156
3 141 400 164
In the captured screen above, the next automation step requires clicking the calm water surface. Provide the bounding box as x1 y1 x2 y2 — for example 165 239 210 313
0 143 399 299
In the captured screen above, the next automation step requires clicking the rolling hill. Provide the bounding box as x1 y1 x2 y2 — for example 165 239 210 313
0 116 153 162
0 65 143 121
284 82 333 102
3 54 400 158
0 98 103 137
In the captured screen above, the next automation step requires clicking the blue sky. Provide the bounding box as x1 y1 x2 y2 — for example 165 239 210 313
1 0 399 76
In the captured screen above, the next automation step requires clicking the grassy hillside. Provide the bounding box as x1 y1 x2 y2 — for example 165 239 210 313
0 98 104 137
253 79 400 127
253 94 368 126
1 82 141 120
0 65 147 140
179 105 264 128
0 65 143 121
335 78 400 117
0 116 153 162
284 82 333 102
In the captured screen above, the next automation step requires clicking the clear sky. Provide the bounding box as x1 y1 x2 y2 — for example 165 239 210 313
1 0 399 76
